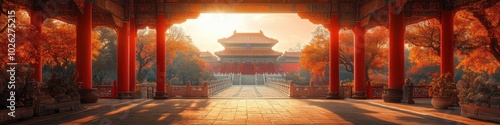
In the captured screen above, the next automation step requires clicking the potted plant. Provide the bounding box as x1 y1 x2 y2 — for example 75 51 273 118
427 73 457 109
457 72 500 123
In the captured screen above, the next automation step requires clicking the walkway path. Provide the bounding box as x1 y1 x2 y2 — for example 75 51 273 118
210 85 288 98
9 98 495 125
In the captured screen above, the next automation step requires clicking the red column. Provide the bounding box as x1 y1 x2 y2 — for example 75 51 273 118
112 80 117 98
76 1 97 103
327 13 341 99
440 10 454 77
240 63 243 74
221 63 225 73
384 3 405 103
265 63 268 73
154 14 168 99
353 22 367 99
230 63 234 73
253 63 256 74
116 21 131 99
129 18 138 98
221 63 224 73
29 11 43 82
256 63 260 73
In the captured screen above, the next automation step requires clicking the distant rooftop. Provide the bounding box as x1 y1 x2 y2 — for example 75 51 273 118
215 49 282 57
218 30 278 44
199 51 214 57
282 51 301 57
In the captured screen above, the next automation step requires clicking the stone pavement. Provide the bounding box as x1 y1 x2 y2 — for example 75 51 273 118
8 98 496 125
210 85 288 98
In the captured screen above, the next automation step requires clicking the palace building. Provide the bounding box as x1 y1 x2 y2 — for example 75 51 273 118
200 30 300 74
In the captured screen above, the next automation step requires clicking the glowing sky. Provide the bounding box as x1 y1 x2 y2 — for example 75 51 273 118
174 13 320 53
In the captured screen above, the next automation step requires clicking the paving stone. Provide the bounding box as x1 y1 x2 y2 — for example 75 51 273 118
211 85 288 98
8 98 498 125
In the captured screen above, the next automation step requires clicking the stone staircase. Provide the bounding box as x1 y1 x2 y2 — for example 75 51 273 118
232 74 241 85
256 74 265 85
241 75 256 85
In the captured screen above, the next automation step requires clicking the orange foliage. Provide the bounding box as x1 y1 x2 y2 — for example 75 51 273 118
338 29 354 72
454 10 500 74
405 19 441 75
301 26 389 82
0 10 101 71
136 26 192 70
136 29 157 70
300 26 329 76
406 9 500 75
457 48 500 74
407 47 440 74
165 26 190 68
365 26 389 73
40 19 101 68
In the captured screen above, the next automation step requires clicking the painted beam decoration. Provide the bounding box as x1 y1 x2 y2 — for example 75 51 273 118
5 0 495 31
134 0 338 26
337 0 356 26
359 0 385 19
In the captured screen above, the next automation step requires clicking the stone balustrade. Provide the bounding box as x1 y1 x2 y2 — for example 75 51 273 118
207 78 232 96
264 78 290 96
93 78 232 98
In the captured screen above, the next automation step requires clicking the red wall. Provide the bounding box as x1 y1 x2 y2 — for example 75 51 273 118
205 63 221 73
216 62 279 74
206 62 300 74
279 63 300 73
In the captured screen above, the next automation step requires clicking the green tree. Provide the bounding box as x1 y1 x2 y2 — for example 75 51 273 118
171 44 206 85
92 27 117 84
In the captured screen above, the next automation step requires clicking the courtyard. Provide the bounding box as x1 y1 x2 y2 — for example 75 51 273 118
9 98 494 125
5 85 495 124
1 0 500 124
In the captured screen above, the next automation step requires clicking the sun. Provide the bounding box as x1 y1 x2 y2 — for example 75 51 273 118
189 13 241 32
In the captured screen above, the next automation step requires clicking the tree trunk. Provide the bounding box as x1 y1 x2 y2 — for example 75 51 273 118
136 63 148 84
489 37 500 62
182 76 186 85
471 5 500 63
365 67 370 83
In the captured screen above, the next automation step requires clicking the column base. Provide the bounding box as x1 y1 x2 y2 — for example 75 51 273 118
352 91 367 99
154 92 168 99
130 92 139 99
383 88 403 103
116 92 132 99
326 92 342 99
78 88 98 103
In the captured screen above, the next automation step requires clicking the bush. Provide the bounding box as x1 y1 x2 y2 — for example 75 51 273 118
0 66 37 109
457 72 500 107
427 73 457 97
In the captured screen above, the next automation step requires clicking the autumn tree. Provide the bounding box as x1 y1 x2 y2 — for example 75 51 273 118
287 43 303 52
0 0 20 33
301 26 390 84
1 9 37 66
1 9 102 76
404 19 441 77
460 3 500 74
364 26 389 83
465 1 500 62
165 26 191 67
171 44 206 85
405 5 500 75
300 26 329 83
135 29 156 83
159 26 211 85
338 29 354 73
37 19 101 75
337 27 389 83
